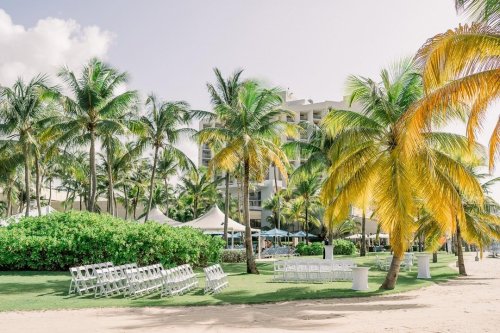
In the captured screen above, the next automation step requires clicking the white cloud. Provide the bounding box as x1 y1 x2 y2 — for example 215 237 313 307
0 9 113 86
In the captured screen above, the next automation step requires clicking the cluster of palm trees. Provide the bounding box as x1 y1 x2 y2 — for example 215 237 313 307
0 0 498 288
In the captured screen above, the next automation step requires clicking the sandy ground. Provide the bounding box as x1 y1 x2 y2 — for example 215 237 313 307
1 253 499 333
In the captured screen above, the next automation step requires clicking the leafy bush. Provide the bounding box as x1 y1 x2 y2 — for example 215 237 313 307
0 211 224 270
295 240 357 256
332 239 357 255
296 242 324 256
221 249 246 263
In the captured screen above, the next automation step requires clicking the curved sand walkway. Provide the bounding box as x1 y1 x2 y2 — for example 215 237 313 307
1 253 499 333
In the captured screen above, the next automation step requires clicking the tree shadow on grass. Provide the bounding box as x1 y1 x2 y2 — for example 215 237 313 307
0 279 68 296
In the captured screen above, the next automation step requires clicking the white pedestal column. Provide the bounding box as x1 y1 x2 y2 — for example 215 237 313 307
351 267 370 291
324 245 334 260
416 254 431 279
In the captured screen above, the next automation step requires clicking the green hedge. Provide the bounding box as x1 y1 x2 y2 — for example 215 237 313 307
296 242 324 255
296 239 357 256
332 239 356 255
0 211 224 270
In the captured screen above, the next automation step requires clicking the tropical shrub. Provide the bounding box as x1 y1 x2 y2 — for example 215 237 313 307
0 211 224 270
221 249 246 263
332 239 357 255
296 242 324 256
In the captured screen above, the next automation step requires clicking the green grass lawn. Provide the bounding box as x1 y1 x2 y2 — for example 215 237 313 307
0 252 458 312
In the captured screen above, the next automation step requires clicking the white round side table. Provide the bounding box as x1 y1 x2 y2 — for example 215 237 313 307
416 253 431 279
351 267 370 291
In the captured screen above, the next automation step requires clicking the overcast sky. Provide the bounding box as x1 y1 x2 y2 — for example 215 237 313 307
0 0 498 200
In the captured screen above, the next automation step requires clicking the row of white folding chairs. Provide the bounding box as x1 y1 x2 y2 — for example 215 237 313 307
95 263 138 297
161 264 198 297
376 254 413 272
274 260 356 282
204 264 228 294
123 264 164 298
69 261 114 295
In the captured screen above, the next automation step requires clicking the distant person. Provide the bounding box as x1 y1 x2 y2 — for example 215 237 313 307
323 239 329 259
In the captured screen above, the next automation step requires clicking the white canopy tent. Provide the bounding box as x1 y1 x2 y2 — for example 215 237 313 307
0 206 57 227
176 206 261 256
138 207 181 226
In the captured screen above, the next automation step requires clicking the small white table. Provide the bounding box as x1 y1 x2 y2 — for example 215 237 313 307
416 254 431 279
351 267 370 291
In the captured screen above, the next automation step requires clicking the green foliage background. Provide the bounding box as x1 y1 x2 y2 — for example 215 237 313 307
0 212 224 270
295 240 357 256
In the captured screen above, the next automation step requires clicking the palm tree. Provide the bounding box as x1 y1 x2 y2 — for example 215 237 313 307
289 172 322 244
0 148 23 216
321 59 484 289
199 81 298 274
138 94 192 222
198 68 245 246
0 75 57 216
262 191 287 228
54 58 138 212
455 0 499 26
178 167 221 218
401 2 499 170
157 149 191 217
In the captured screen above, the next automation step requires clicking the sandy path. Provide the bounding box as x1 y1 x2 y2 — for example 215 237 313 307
1 253 499 333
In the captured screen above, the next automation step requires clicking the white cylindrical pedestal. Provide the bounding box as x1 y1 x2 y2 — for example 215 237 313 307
416 254 431 279
351 267 370 291
324 245 334 260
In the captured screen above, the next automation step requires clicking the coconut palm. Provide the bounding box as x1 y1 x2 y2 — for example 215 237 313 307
53 58 138 212
321 59 484 289
138 94 192 222
0 75 57 216
178 167 222 219
0 149 23 216
198 81 298 273
455 0 500 26
401 6 499 170
197 68 245 246
262 191 288 228
157 148 192 217
289 171 323 244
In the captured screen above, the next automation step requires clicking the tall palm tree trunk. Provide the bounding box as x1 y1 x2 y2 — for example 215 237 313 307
106 149 114 215
48 179 52 207
145 146 159 222
360 210 367 256
193 197 198 219
305 205 309 245
223 172 230 247
243 157 259 274
381 253 403 289
124 185 129 220
456 223 467 276
273 165 281 230
164 178 170 217
6 186 12 217
89 130 97 212
23 143 31 217
34 153 42 216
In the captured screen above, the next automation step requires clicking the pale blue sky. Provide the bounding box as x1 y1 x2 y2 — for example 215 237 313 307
1 0 498 200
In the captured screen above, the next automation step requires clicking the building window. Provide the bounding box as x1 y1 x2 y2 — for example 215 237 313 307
250 219 261 228
249 191 261 207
